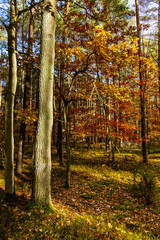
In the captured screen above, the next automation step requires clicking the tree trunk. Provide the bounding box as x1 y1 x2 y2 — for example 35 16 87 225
17 0 34 174
25 0 34 109
111 138 115 162
16 122 25 173
57 99 63 165
57 1 70 166
135 0 148 163
16 0 25 174
52 82 56 145
32 0 56 205
0 45 3 110
64 102 70 188
5 0 17 198
0 79 2 111
105 78 111 152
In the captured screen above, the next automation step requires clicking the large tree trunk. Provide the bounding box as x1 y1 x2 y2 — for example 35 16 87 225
5 0 17 198
32 0 56 205
135 0 148 163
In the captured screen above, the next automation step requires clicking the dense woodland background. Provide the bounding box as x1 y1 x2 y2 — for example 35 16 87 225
0 0 160 239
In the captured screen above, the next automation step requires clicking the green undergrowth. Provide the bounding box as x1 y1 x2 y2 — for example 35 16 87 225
71 164 133 184
0 147 160 239
0 200 157 240
71 148 160 185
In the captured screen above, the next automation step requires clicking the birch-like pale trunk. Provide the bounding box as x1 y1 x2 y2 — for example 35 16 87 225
5 0 17 197
32 0 56 204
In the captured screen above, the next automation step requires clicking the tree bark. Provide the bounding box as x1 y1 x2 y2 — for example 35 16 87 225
32 0 56 204
5 0 17 197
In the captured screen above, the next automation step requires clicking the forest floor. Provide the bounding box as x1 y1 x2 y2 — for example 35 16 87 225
0 146 160 239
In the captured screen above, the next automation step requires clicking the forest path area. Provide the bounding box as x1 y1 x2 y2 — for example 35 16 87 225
0 147 160 239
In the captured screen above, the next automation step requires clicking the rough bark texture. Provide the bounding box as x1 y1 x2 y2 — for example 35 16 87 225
135 0 148 163
5 0 17 196
32 0 56 204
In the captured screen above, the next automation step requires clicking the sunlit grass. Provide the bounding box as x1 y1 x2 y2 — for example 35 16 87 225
0 178 4 187
0 146 159 239
0 201 156 240
71 163 133 184
0 170 4 188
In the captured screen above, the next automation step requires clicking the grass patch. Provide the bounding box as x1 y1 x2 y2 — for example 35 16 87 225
0 146 160 239
0 200 157 240
131 167 159 205
113 204 128 211
81 193 99 201
71 164 133 184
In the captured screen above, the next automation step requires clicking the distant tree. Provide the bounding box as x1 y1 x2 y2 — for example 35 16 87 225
17 0 34 174
57 0 70 167
0 0 40 200
135 0 148 163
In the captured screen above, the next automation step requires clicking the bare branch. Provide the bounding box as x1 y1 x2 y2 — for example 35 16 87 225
67 51 95 99
17 1 42 19
155 103 160 109
93 80 116 112
0 17 8 29
74 2 108 23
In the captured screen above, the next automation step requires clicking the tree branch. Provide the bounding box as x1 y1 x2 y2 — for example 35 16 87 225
67 51 95 98
17 1 42 19
0 17 8 29
155 103 160 110
74 2 107 23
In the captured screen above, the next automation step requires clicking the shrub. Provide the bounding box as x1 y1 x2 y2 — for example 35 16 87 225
132 167 159 205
